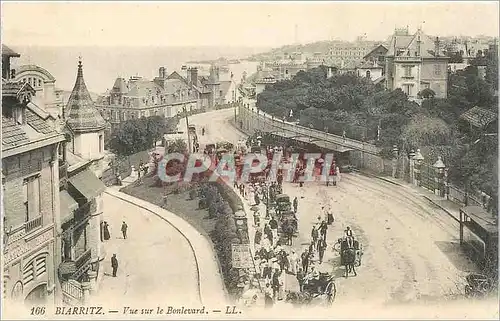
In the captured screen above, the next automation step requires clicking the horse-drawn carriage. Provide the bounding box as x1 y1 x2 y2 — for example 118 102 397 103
278 211 298 245
334 237 364 277
286 272 336 306
275 194 292 216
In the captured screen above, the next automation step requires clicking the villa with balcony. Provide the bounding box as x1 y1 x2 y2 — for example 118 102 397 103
385 27 449 100
2 46 66 307
56 59 108 305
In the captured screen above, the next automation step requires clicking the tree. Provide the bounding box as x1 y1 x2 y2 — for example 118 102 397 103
108 116 177 156
400 114 453 150
167 138 187 154
417 88 436 99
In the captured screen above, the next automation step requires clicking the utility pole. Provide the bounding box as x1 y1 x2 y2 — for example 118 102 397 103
183 105 192 153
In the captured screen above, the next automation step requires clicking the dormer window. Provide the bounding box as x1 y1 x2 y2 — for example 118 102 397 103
14 105 25 125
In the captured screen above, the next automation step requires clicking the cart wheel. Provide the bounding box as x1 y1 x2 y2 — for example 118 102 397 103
326 281 336 304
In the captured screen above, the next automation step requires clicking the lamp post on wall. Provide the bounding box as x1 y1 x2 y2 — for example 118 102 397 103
433 156 446 197
413 149 424 187
392 145 399 178
408 149 416 184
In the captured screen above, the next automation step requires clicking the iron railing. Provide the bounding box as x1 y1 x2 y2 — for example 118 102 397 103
25 216 42 234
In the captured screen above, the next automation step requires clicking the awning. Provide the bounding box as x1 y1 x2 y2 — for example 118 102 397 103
60 190 78 223
68 169 106 201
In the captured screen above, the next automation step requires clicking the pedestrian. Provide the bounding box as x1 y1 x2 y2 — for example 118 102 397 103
254 228 262 245
327 209 335 225
336 166 341 182
288 249 299 275
296 268 305 292
138 161 143 179
111 254 118 277
319 220 328 242
293 197 298 213
254 190 260 206
103 221 111 241
271 271 280 301
301 249 310 273
253 210 261 227
121 221 128 239
311 226 319 248
317 238 327 264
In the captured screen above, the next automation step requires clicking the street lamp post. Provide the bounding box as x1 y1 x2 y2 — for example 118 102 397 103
413 149 425 187
433 156 446 197
408 149 416 184
182 104 192 154
392 145 399 178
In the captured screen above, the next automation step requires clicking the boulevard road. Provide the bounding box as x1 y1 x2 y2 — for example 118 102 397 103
184 108 484 308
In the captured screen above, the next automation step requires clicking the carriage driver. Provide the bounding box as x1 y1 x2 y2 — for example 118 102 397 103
303 266 322 293
344 226 354 249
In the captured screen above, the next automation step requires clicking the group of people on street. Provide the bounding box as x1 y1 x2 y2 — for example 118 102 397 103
102 221 129 277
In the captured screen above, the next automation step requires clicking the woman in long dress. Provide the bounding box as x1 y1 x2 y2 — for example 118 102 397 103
103 221 111 240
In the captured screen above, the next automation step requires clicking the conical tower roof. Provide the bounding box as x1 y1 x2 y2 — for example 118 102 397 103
65 59 106 133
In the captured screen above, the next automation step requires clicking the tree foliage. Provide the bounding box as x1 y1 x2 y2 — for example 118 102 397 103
109 116 178 156
256 62 499 204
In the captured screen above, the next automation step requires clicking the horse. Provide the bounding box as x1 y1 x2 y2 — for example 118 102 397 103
341 248 357 277
282 223 295 246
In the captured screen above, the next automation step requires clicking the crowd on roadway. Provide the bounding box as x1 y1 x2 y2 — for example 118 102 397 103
233 177 342 308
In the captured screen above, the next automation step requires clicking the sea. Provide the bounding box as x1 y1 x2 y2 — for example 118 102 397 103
10 45 264 95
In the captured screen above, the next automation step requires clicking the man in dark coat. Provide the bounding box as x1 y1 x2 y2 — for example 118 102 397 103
121 221 128 239
301 249 310 273
296 268 305 292
111 254 118 277
293 197 298 213
319 220 328 242
317 238 327 264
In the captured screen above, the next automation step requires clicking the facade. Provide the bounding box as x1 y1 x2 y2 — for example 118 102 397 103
14 65 65 117
385 27 449 100
326 41 379 66
2 45 20 81
219 74 239 104
57 59 107 305
2 48 66 309
96 67 199 131
356 60 384 81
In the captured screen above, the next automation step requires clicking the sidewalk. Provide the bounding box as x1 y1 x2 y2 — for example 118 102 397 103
97 182 228 308
361 171 461 222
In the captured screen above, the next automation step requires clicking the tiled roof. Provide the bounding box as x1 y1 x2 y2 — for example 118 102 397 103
26 109 56 134
2 81 34 97
219 80 232 98
2 45 20 57
2 116 30 147
65 60 106 132
112 77 128 93
363 44 388 59
460 106 498 128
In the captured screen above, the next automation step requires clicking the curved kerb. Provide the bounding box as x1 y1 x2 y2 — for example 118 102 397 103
104 188 228 307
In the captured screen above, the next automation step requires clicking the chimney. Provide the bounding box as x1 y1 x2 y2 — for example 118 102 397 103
435 37 440 57
190 68 198 87
416 33 421 57
187 68 192 85
159 67 166 78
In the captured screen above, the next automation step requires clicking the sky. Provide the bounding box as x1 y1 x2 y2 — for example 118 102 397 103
2 1 499 48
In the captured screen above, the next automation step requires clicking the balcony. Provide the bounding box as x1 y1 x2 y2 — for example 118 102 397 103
62 279 84 305
394 56 422 62
24 216 42 234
